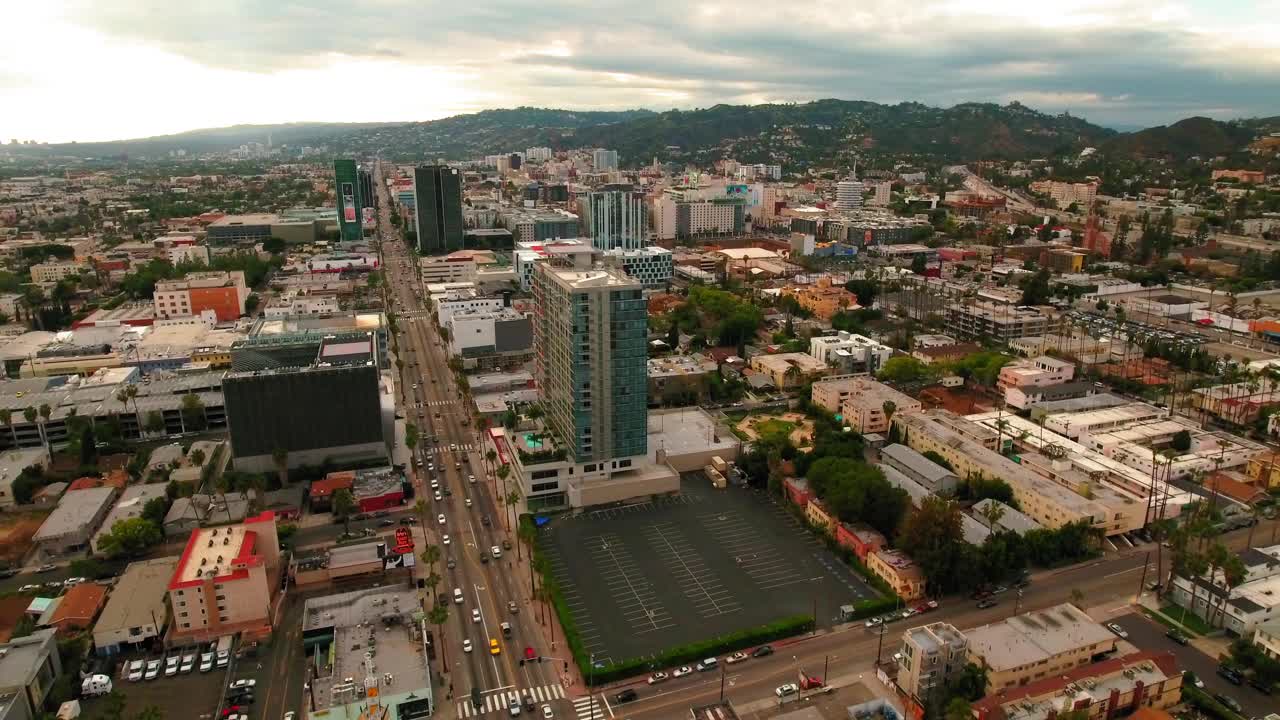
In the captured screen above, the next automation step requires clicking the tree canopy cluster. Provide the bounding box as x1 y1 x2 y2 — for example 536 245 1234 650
805 457 909 540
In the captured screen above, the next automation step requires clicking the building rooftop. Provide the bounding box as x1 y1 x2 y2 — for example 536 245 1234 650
542 266 638 290
881 444 956 489
33 486 116 543
966 603 1115 673
0 629 57 690
169 511 275 589
94 557 180 638
92 484 169 550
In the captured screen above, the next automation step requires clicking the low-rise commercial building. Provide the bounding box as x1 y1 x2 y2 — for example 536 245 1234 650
446 308 534 370
965 603 1117 693
167 512 281 642
881 443 958 495
748 352 830 389
92 556 180 655
809 332 893 375
32 486 116 556
90 484 169 554
0 630 62 720
867 549 926 601
153 271 249 322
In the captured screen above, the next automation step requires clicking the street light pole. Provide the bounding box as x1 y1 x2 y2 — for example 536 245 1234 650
875 624 887 666
588 652 595 719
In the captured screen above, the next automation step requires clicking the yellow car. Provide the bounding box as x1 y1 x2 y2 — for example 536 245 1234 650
489 639 501 656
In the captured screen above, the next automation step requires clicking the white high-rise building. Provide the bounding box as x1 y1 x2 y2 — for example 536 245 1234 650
592 148 619 171
836 179 865 211
871 181 892 206
578 190 648 251
526 147 553 162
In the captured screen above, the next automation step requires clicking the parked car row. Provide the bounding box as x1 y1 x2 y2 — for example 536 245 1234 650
645 646 775 687
864 600 940 628
124 642 229 683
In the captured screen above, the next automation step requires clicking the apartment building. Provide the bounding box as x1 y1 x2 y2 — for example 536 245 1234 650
997 355 1075 391
167 512 281 642
946 301 1052 343
895 410 1139 536
809 332 893 374
881 443 958 495
1029 180 1098 209
781 277 859 319
970 651 1182 720
897 622 969 701
748 352 830 390
811 375 922 434
0 630 62 720
966 603 1117 693
153 271 249 322
867 549 926 601
30 260 82 285
1191 382 1280 425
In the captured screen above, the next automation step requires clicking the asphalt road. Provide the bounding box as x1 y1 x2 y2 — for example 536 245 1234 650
1111 611 1273 719
374 163 563 719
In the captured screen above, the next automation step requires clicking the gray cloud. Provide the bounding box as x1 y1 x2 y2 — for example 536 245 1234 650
64 0 1280 127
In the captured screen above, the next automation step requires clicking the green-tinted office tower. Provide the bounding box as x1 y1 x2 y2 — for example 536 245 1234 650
334 159 363 242
412 165 464 254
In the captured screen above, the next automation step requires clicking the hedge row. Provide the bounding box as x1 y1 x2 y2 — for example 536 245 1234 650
527 515 814 686
1182 686 1244 720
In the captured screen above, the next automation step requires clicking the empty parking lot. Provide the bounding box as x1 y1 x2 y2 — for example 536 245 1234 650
537 477 879 665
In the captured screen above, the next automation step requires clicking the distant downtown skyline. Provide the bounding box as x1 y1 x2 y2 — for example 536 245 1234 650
3 1 1278 143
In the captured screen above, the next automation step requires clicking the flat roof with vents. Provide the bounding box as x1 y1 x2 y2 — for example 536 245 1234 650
169 512 274 590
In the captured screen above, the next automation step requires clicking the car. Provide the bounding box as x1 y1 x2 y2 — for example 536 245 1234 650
489 639 501 655
991 585 1009 595
1106 623 1128 638
216 650 230 668
1165 629 1189 646
901 608 916 619
672 666 694 678
199 653 214 673
1213 694 1242 713
180 654 195 673
508 697 522 716
442 534 451 545
647 672 669 685
463 639 473 653
976 598 998 609
379 519 395 526
472 609 481 623
613 689 638 704
164 656 180 677
469 475 476 484
481 516 491 527
284 713 297 720
447 557 457 570
434 491 443 502
1182 671 1204 689
127 660 145 682
542 706 554 719
465 498 473 507
1247 675 1274 695
775 683 799 698
0 568 16 579
725 652 748 665
1216 665 1244 685
18 584 41 593
454 588 464 604
230 679 257 690
508 601 519 614
480 550 490 563
752 645 774 658
400 517 418 525
145 660 161 680
222 706 247 717
491 545 503 559
63 576 87 587
430 480 440 490
438 514 446 525
35 564 56 573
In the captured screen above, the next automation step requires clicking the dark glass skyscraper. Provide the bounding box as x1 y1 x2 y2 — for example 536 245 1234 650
333 159 363 243
412 165 464 254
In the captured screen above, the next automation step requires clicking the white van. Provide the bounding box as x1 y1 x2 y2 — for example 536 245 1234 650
695 657 718 672
454 588 464 605
82 674 113 696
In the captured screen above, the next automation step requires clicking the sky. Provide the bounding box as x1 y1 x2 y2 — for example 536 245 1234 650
3 0 1279 144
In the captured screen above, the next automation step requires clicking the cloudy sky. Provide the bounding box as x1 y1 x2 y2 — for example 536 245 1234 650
3 0 1278 143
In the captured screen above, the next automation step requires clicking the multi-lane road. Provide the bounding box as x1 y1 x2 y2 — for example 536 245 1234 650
373 163 567 720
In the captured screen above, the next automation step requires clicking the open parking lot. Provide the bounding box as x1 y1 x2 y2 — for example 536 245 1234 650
78 646 231 720
537 477 880 665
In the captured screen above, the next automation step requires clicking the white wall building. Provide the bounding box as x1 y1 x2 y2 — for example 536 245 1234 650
809 332 893 374
835 180 865 211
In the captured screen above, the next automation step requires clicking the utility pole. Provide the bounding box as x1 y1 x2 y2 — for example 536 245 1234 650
719 663 726 701
1136 551 1151 596
822 654 829 685
875 623 887 666
1014 588 1024 616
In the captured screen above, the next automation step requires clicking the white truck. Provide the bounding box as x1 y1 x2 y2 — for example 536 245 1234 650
81 674 113 697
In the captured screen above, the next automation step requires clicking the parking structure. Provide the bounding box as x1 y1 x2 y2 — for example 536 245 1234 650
537 476 880 665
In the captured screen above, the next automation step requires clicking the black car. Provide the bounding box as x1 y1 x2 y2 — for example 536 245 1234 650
1164 630 1189 646
1212 693 1242 713
1247 675 1274 695
0 568 17 579
1216 665 1243 685
751 645 774 658
613 689 638 704
976 598 998 609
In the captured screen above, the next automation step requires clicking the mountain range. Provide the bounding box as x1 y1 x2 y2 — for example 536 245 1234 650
8 101 1279 165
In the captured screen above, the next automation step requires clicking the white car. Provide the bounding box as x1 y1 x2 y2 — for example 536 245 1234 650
199 653 214 673
468 474 476 484
216 650 230 668
647 672 669 685
127 660 145 682
144 660 161 680
542 706 554 719
180 654 195 674
775 683 799 698
434 492 443 502
463 639 473 653
465 498 472 507
724 651 748 665
18 584 41 593
229 679 257 690
1106 623 1128 639
442 534 451 545
438 514 446 525
164 656 180 677
672 666 694 678
430 480 440 490
62 576 87 587
285 713 297 720
491 545 502 559
472 609 481 623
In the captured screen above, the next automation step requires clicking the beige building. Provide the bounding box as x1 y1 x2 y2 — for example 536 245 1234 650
897 622 969 701
30 260 83 285
966 603 1117 693
811 375 922 434
971 650 1182 720
781 277 859 319
867 549 926 601
896 410 1142 536
167 511 281 642
1255 620 1280 661
748 352 830 389
93 556 180 653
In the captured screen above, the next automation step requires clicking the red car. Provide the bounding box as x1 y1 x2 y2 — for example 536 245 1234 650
221 707 244 717
524 647 536 660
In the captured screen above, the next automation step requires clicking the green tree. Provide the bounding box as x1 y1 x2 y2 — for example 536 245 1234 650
244 293 261 315
1170 430 1192 452
897 496 973 594
179 394 206 431
877 356 930 384
145 410 165 436
272 447 289 486
331 489 357 533
945 698 973 720
98 518 163 559
141 496 170 525
262 236 287 254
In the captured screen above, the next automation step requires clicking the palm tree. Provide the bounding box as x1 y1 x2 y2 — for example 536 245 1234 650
189 448 206 467
271 448 289 487
881 401 897 430
37 404 51 452
978 501 1006 534
427 604 450 673
503 488 522 532
485 449 498 477
517 514 537 562
420 543 441 574
0 409 13 449
331 489 356 535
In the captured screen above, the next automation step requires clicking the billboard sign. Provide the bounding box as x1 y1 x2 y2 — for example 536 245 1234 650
341 182 357 222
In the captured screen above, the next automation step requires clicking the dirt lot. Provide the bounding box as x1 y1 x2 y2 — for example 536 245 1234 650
0 510 51 565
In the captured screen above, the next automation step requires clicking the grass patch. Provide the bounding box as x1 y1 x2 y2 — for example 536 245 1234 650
1138 605 1202 637
1159 603 1214 635
754 418 796 442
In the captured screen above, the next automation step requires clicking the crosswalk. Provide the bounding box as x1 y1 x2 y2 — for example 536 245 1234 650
573 695 610 720
455 683 567 718
425 443 474 456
